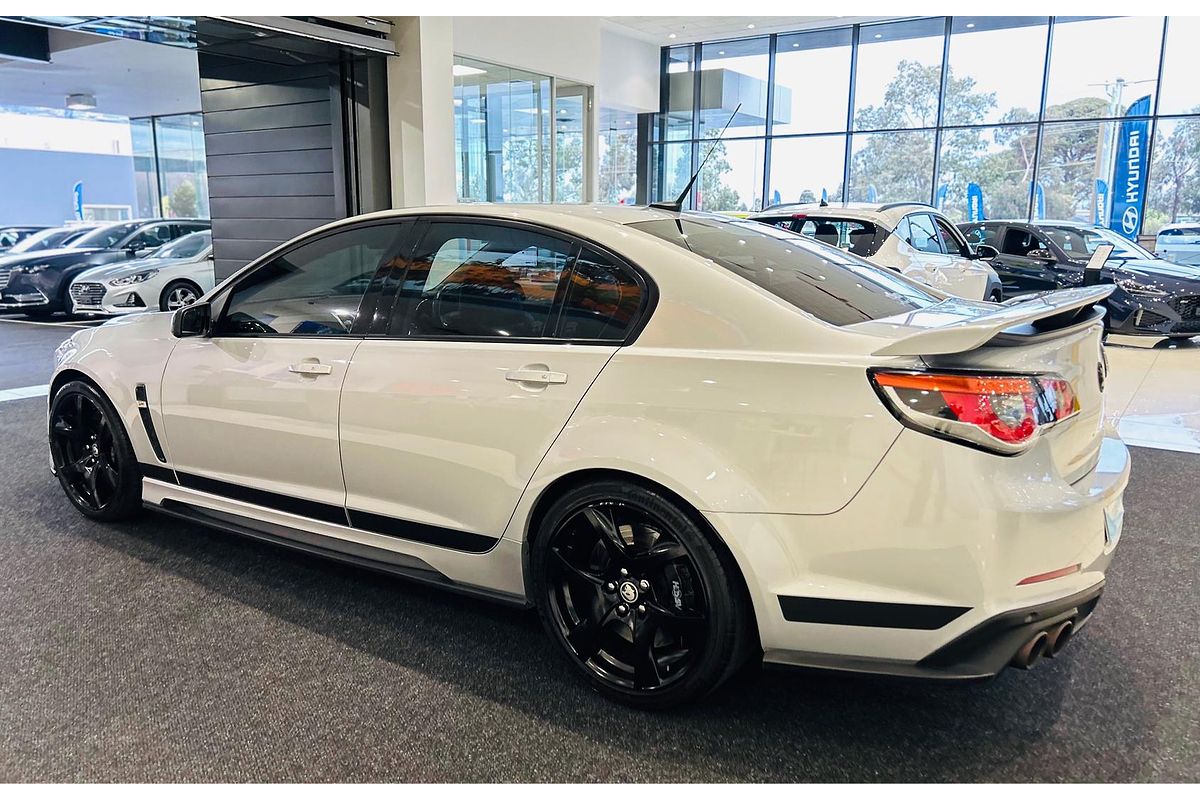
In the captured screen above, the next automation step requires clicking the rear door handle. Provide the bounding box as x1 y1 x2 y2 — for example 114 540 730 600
288 362 333 376
505 368 567 385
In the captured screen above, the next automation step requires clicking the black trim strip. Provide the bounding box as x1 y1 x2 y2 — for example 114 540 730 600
778 595 970 630
176 471 348 526
165 469 498 554
347 508 496 554
134 384 167 463
139 463 177 484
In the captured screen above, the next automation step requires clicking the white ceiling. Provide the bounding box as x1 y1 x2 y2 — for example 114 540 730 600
0 28 200 118
602 16 868 44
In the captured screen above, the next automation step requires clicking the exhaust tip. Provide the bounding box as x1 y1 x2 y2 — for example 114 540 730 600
1044 620 1074 657
1012 631 1049 669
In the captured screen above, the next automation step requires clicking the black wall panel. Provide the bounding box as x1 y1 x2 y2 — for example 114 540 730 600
199 53 341 279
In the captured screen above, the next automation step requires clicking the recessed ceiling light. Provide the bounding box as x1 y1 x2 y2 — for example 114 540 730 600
966 22 976 28
65 93 96 111
452 64 487 77
747 24 755 29
668 33 677 39
718 50 725 55
792 43 799 47
873 33 883 39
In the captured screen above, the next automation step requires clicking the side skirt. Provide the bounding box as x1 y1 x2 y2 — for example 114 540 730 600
150 499 532 609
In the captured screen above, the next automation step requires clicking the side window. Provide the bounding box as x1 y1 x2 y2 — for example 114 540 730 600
216 224 401 336
963 225 1000 248
1001 228 1047 258
906 214 943 254
559 249 643 341
933 215 967 256
128 224 174 251
391 221 573 339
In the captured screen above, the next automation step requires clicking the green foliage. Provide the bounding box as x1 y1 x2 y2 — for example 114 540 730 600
168 180 197 217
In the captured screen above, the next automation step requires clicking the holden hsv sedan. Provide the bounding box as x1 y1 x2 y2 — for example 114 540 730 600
0 219 209 316
70 230 214 315
47 205 1128 708
961 220 1200 338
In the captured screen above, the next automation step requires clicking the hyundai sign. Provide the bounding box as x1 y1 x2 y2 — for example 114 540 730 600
1110 95 1151 241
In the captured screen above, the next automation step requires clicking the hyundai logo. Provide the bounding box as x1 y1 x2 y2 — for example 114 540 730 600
1122 206 1140 235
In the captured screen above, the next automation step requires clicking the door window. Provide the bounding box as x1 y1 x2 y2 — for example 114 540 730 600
558 249 643 341
127 224 174 252
932 215 967 257
963 224 1001 248
215 224 402 336
905 214 943 254
389 221 574 339
1001 228 1049 258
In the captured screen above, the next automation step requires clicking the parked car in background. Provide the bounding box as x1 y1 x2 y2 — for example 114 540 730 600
1154 224 1200 267
71 230 214 315
0 225 48 253
0 219 209 316
749 202 1003 300
0 225 97 258
48 205 1126 708
960 220 1200 338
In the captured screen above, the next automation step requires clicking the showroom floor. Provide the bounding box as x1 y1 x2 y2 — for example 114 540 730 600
1 316 1198 782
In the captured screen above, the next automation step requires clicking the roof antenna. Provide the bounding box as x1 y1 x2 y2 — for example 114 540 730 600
649 103 742 213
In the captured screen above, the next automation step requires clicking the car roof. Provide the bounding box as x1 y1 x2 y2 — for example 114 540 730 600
749 201 936 227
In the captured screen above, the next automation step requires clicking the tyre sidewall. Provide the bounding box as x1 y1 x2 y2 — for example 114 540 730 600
49 380 143 521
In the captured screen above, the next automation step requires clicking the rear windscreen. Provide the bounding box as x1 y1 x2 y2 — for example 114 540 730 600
629 216 937 327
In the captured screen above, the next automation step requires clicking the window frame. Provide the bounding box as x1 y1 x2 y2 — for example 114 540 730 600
373 214 658 347
209 218 415 340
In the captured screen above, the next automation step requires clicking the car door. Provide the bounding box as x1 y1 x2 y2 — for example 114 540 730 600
898 213 958 291
338 217 649 550
994 225 1060 295
158 222 405 514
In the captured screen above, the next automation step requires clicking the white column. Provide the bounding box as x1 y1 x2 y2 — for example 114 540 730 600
386 16 457 207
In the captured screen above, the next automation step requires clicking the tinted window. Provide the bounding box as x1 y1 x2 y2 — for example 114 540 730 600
793 217 887 257
906 214 943 254
128 224 174 251
72 223 142 249
156 231 211 259
1001 228 1048 257
932 216 966 257
962 225 1000 248
559 249 643 341
217 224 401 336
390 221 573 339
629 216 936 327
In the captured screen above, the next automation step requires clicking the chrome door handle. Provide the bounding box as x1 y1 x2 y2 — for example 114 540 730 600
505 368 567 385
288 362 333 376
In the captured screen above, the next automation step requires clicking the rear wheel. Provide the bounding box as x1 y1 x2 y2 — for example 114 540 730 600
531 480 751 709
159 280 202 312
48 381 142 521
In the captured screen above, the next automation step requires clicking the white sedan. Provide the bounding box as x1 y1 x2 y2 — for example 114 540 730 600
69 230 214 315
48 205 1127 708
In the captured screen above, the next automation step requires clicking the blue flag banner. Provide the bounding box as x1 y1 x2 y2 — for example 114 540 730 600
866 184 877 203
935 184 948 210
1035 182 1046 220
820 187 828 204
72 182 84 221
1094 179 1109 226
771 189 781 207
966 182 984 222
1110 95 1150 240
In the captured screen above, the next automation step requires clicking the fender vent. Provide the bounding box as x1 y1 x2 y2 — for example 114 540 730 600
135 384 167 463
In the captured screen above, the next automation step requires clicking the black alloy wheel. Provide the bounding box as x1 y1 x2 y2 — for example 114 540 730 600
49 381 142 521
533 481 751 709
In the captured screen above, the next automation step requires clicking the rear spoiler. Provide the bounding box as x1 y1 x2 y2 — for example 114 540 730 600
868 286 1115 357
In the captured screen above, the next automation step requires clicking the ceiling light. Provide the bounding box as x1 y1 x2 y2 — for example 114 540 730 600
469 118 487 125
747 24 755 29
966 22 976 28
792 43 799 47
65 93 96 111
452 64 487 77
718 50 725 55
873 33 883 39
668 33 677 39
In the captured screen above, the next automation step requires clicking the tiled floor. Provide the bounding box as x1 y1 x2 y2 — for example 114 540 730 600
1104 335 1200 454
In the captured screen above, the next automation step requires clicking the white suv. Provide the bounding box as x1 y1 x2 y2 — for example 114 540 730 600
750 202 1003 301
1154 224 1200 267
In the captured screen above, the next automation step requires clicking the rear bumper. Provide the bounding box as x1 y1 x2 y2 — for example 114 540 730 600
707 433 1129 673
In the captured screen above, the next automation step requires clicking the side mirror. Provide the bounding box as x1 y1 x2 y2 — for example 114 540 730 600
1026 248 1055 261
974 244 1000 260
172 301 212 338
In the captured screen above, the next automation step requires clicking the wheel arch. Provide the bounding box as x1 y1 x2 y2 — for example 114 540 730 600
518 467 761 652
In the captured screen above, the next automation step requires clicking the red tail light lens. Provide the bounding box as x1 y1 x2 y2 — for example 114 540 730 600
870 370 1079 454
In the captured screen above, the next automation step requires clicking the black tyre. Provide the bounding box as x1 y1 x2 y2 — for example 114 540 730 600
48 380 142 521
531 479 752 709
159 280 203 312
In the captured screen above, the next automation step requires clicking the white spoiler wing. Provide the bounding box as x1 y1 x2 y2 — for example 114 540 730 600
859 286 1115 357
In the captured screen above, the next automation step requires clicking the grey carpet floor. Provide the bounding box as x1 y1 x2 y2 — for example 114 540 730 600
0 396 1196 782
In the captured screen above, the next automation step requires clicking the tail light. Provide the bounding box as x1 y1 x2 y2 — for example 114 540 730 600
869 370 1079 455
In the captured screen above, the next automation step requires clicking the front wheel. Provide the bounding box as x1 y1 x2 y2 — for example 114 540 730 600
531 480 752 709
49 381 142 521
160 280 203 312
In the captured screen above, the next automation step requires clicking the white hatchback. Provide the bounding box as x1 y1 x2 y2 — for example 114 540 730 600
69 230 214 315
750 202 1004 300
48 205 1126 708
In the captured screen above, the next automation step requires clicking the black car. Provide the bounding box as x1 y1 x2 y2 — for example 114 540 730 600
0 226 49 253
960 220 1200 337
0 225 97 259
0 219 209 316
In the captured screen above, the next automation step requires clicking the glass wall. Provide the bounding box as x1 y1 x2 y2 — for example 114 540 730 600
653 16 1200 240
598 108 639 205
453 56 591 203
130 112 209 219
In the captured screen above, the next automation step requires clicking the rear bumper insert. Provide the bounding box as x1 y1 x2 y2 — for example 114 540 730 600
765 581 1103 681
